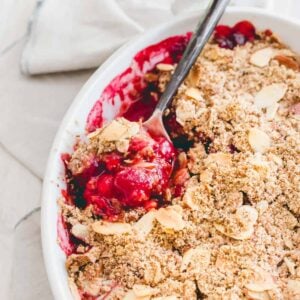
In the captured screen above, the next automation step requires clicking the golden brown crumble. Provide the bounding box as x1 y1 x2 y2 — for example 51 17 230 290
62 31 299 299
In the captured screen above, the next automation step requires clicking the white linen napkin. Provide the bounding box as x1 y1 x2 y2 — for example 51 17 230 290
21 0 272 75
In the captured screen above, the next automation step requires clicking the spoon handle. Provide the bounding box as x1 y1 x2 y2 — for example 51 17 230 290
155 0 230 112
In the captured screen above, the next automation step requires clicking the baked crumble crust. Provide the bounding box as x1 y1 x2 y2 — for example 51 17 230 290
61 29 299 300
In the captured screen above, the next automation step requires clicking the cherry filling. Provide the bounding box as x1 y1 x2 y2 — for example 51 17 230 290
213 20 256 49
65 133 175 219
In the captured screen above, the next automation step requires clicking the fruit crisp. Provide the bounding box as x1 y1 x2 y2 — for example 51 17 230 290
59 21 300 299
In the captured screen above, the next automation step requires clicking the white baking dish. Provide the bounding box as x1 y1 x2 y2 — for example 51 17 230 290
41 7 300 299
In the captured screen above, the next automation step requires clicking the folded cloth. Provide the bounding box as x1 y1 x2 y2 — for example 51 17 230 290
21 0 271 75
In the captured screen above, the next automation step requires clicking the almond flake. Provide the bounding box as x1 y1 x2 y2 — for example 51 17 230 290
256 201 269 215
215 206 258 240
254 84 287 109
92 221 131 235
185 87 203 101
155 205 185 231
236 205 258 225
250 48 274 67
180 246 211 272
183 186 199 210
156 63 174 71
152 297 178 300
116 139 130 153
284 257 296 275
214 222 255 240
132 284 158 297
205 153 232 166
246 290 271 300
71 223 89 241
133 211 156 238
245 268 276 292
248 128 271 153
266 103 279 120
68 279 81 300
287 280 300 297
200 169 213 183
123 290 149 300
273 55 300 71
100 119 129 141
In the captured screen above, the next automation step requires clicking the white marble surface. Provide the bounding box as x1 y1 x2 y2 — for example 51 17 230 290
0 0 299 299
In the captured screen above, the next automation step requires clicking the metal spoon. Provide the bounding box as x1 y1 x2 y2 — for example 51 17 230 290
143 0 230 139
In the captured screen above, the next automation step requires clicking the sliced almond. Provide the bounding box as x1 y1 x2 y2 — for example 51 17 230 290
180 245 211 272
183 186 199 210
68 279 81 300
123 290 150 300
133 211 156 238
100 119 129 141
245 268 276 292
205 152 232 166
284 257 296 275
250 48 274 67
127 121 140 136
265 103 279 121
116 139 130 153
287 280 300 297
215 206 257 240
155 205 185 231
236 205 258 225
132 284 158 297
214 222 255 240
248 128 271 153
273 55 300 71
254 84 287 109
152 297 178 300
200 169 213 183
83 277 103 296
256 200 269 215
156 63 174 72
246 290 271 300
71 223 89 241
185 87 203 101
92 221 131 235
87 128 102 139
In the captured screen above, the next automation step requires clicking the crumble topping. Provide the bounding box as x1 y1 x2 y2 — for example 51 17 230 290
60 26 299 300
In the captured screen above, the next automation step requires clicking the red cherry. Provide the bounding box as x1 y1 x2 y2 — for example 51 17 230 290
264 29 273 37
103 153 122 171
232 20 256 40
114 168 154 206
97 174 114 198
214 25 232 38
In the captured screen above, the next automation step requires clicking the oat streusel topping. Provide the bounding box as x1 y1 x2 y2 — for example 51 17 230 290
61 29 299 300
